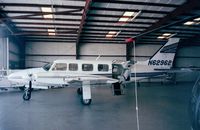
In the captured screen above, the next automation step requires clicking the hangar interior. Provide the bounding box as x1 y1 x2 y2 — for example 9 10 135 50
0 0 200 130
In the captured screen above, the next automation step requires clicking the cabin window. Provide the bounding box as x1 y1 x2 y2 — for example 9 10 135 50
98 64 109 71
82 64 93 71
52 63 67 71
69 63 78 71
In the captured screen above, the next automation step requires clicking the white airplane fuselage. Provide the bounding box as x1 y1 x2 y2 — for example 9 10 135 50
8 60 114 88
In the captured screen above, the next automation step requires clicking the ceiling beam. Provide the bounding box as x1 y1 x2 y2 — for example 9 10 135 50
76 0 92 59
25 39 77 43
9 17 82 22
0 3 84 9
85 19 154 25
81 32 139 35
15 22 80 26
0 10 82 16
92 0 180 8
23 35 78 38
79 40 124 44
14 30 77 35
90 7 170 14
17 26 78 30
27 37 76 41
85 24 148 29
88 14 161 20
82 28 143 32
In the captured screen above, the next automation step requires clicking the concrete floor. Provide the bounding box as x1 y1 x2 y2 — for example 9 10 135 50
0 82 193 130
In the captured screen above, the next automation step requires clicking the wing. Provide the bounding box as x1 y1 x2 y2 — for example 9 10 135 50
30 72 118 89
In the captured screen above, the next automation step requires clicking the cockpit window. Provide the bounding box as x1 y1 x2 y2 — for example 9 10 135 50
42 63 52 71
52 63 67 71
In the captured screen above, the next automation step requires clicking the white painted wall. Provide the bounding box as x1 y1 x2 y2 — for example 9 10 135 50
130 44 161 61
79 43 126 61
25 42 76 68
26 42 76 55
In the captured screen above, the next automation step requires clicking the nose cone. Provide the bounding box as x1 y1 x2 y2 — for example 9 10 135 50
7 72 27 83
8 73 22 80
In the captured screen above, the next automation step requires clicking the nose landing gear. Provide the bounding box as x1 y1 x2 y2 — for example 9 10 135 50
23 81 32 101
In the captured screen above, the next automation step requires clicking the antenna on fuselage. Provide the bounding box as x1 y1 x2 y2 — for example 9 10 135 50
96 55 101 61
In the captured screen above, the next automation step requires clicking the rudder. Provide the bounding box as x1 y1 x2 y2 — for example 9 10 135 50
148 38 180 69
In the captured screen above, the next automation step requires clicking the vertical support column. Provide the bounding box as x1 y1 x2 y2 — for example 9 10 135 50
126 38 135 61
6 37 9 71
126 43 132 61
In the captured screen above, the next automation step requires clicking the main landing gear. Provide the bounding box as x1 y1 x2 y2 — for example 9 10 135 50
77 81 92 105
23 81 32 101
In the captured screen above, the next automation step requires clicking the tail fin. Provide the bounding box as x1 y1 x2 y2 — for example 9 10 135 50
148 38 180 69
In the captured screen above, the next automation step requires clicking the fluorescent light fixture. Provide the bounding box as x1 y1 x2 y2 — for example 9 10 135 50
118 11 141 24
157 36 165 39
106 31 119 38
119 17 129 22
123 11 135 17
194 17 200 21
163 33 171 36
41 7 53 19
108 31 117 35
105 34 113 38
43 14 53 19
118 11 135 22
41 7 52 12
47 29 55 32
47 29 56 35
184 21 195 25
48 32 55 36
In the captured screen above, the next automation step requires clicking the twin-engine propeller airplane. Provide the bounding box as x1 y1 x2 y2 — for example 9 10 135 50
7 38 183 105
7 60 118 105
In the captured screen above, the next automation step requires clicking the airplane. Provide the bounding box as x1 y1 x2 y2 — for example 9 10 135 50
7 38 183 105
7 60 118 105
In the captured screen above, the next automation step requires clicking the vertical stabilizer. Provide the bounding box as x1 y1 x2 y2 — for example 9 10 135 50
148 38 180 69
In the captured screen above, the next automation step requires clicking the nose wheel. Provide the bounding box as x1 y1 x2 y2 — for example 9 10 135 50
23 90 31 100
23 81 32 101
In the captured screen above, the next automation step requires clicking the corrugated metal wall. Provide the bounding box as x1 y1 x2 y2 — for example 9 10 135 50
25 42 76 68
79 43 126 60
0 37 24 70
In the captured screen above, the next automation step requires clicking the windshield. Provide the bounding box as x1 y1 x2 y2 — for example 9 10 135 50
42 63 52 71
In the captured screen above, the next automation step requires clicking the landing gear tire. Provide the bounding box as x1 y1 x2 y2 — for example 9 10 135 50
23 81 32 101
77 88 82 95
23 91 31 101
81 98 92 105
